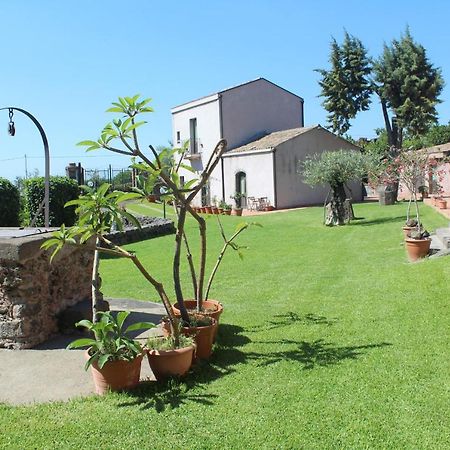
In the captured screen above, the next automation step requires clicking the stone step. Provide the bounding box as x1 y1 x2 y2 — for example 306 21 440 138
434 227 450 249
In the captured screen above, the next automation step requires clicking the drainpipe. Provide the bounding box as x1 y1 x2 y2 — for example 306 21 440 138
300 99 305 127
272 148 277 208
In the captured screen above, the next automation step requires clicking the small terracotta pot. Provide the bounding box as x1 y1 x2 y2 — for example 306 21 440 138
405 238 431 262
173 299 224 341
147 194 156 203
232 208 243 216
86 351 143 395
205 206 213 214
147 345 194 380
211 206 218 214
162 318 217 360
224 209 232 215
217 208 224 214
402 226 416 238
437 199 447 209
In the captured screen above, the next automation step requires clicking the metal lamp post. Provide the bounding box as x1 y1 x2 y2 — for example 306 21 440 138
0 107 50 227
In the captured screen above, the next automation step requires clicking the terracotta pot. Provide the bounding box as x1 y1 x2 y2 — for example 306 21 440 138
162 318 217 360
232 208 243 216
147 345 194 380
224 209 232 215
405 238 431 262
86 351 143 395
205 206 213 214
217 208 224 214
147 194 156 203
402 226 416 238
173 299 223 340
211 206 218 214
437 199 447 209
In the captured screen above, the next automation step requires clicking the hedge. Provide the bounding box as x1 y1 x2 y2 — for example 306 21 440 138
0 178 20 226
24 176 79 227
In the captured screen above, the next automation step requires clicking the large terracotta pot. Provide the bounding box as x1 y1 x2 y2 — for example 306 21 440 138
211 206 218 214
147 345 194 380
224 209 232 216
173 299 223 340
437 199 447 209
232 208 243 216
217 208 224 214
205 206 213 214
405 238 431 262
162 318 217 360
86 351 143 395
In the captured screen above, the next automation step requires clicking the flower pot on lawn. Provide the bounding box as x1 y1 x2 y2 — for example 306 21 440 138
86 351 143 395
173 299 223 340
402 226 416 238
224 209 232 216
205 206 213 214
147 345 195 380
232 208 243 216
405 238 431 262
162 317 217 360
437 199 447 209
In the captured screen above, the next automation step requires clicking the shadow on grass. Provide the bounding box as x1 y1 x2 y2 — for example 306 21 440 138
117 324 250 412
248 312 337 333
247 339 392 369
349 215 405 227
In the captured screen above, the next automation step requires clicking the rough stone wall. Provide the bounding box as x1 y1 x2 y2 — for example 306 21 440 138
0 239 93 349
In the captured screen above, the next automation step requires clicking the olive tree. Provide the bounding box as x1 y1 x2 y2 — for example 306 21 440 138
300 150 372 226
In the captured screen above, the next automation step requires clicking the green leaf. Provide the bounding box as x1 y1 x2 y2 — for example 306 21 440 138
125 322 155 333
75 319 94 330
66 338 97 349
116 311 129 331
97 353 112 369
106 107 124 113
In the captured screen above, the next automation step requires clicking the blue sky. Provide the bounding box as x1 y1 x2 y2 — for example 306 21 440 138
1 0 450 181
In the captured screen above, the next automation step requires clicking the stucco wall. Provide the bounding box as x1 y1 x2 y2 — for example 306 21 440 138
275 127 363 209
221 79 303 150
222 151 275 207
171 96 222 205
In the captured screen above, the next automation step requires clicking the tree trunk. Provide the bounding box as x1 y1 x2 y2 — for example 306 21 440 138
325 183 349 226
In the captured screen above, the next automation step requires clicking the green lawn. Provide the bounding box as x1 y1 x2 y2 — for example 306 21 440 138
1 202 449 449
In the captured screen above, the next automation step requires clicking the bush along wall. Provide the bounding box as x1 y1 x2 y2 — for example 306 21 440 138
24 176 79 227
0 178 20 226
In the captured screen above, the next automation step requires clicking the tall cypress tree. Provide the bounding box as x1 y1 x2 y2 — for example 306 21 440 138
373 29 444 149
316 32 372 135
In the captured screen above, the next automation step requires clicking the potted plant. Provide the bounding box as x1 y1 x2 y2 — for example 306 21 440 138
418 185 429 200
437 198 447 209
402 218 419 238
70 95 258 362
146 333 195 380
211 196 219 214
230 192 245 216
405 229 431 261
67 311 154 394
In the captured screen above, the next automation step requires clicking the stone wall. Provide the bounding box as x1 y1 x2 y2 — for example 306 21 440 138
0 233 93 349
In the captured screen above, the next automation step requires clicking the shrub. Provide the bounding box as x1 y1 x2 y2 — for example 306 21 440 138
0 178 20 226
24 176 79 227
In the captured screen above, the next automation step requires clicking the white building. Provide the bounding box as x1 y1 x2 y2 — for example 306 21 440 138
171 78 362 208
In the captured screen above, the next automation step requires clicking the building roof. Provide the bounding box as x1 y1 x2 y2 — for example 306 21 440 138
171 77 304 111
226 126 318 154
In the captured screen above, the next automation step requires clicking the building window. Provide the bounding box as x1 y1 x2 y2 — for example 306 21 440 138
176 131 181 143
189 118 198 154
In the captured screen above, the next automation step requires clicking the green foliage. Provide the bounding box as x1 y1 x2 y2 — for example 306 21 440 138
24 176 79 227
67 311 154 370
374 29 444 138
300 150 374 188
316 32 372 135
0 178 20 226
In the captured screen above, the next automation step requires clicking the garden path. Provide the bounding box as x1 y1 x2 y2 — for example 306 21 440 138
0 298 165 405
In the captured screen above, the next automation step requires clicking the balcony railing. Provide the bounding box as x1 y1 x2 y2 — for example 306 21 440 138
185 138 202 160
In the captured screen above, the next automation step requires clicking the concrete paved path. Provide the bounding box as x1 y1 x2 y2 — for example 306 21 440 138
0 298 165 405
